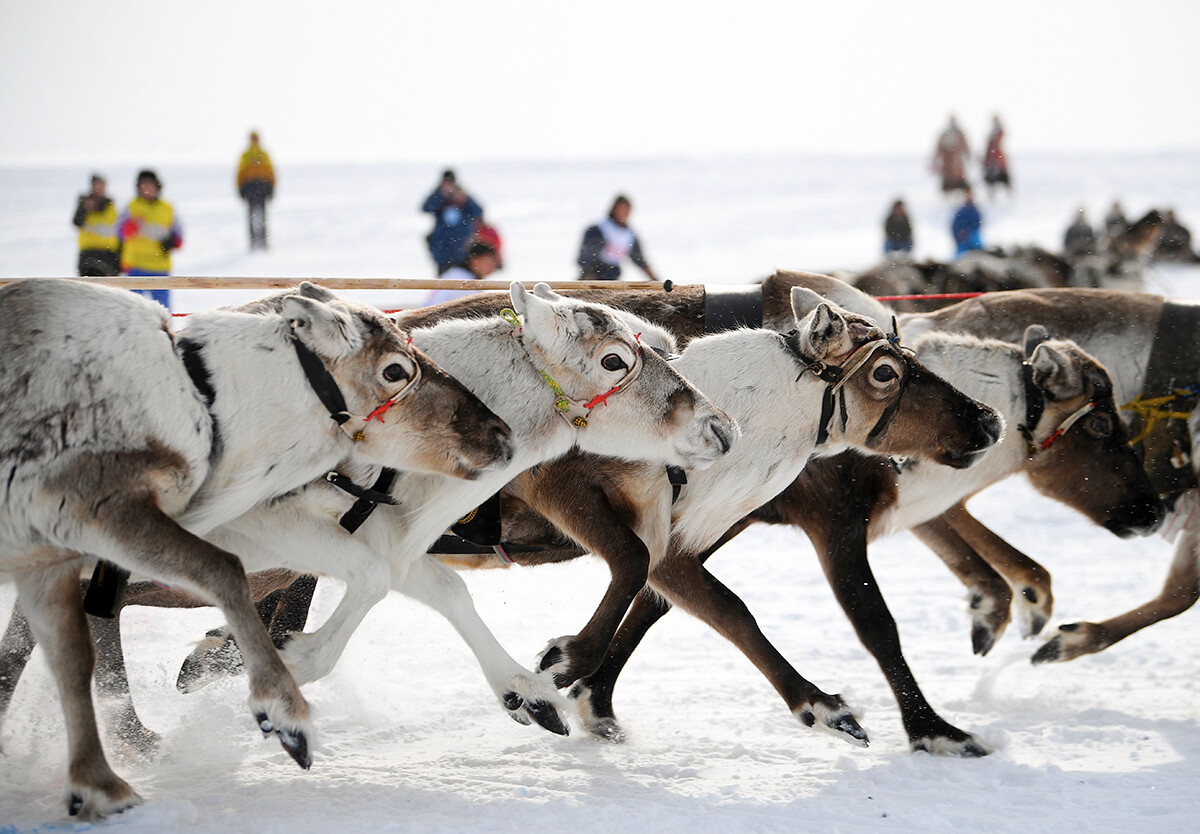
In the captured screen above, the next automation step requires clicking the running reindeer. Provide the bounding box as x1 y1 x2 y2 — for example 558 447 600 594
1 282 736 749
0 278 514 819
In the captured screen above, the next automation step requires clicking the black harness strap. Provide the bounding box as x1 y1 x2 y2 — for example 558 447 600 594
291 337 353 427
1016 361 1047 451
332 468 399 533
703 284 764 333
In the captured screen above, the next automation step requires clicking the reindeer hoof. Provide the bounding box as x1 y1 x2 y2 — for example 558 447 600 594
279 728 312 770
588 718 626 744
503 692 533 725
524 699 570 736
912 733 992 757
797 699 869 747
1031 635 1064 664
972 622 997 656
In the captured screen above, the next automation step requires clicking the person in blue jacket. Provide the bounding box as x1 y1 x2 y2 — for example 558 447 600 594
421 169 483 275
950 189 983 257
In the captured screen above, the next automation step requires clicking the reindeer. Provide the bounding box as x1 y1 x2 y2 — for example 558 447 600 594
0 278 514 819
0 282 736 747
901 286 1197 664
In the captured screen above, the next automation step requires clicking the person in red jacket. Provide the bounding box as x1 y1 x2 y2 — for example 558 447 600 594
982 115 1012 198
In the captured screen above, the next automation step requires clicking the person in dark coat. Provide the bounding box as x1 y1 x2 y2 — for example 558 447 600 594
422 169 483 275
883 198 914 256
576 195 657 281
1063 208 1097 259
72 174 120 276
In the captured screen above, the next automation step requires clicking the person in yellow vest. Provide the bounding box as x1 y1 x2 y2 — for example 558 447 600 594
237 131 275 249
72 174 120 276
118 169 182 309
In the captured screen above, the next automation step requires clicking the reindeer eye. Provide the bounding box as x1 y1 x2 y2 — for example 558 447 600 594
601 353 627 372
1084 412 1113 437
382 363 409 383
872 363 898 383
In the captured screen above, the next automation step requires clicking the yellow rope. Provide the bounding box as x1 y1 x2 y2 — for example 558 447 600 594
1120 389 1197 445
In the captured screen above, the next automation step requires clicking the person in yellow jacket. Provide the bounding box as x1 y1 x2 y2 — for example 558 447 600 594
72 174 120 276
237 131 275 249
118 169 182 309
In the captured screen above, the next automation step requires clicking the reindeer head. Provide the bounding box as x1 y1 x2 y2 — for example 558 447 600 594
790 286 1002 468
509 282 737 470
283 283 512 480
1020 324 1162 537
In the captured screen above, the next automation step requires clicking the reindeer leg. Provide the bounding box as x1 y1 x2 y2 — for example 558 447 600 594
1034 526 1200 663
647 550 869 747
84 495 313 768
912 514 1015 654
942 504 1054 639
813 518 990 757
399 556 568 735
16 562 142 820
89 609 161 757
526 477 666 690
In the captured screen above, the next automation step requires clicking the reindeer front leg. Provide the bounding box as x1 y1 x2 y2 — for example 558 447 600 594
646 551 868 747
1035 525 1200 663
16 562 142 820
398 555 568 735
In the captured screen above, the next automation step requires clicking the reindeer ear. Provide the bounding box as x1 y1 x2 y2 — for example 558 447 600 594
509 281 530 316
297 281 338 302
282 295 363 359
790 286 826 322
533 282 563 302
1022 324 1051 359
1029 341 1084 400
800 302 849 361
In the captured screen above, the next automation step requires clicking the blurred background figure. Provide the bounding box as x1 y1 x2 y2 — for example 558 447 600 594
931 115 971 195
1063 208 1097 258
1104 200 1128 236
118 169 182 309
577 194 657 281
72 173 119 276
883 198 913 257
422 169 483 275
425 239 501 306
950 188 983 256
1153 209 1199 263
982 115 1011 198
471 214 504 270
236 131 275 250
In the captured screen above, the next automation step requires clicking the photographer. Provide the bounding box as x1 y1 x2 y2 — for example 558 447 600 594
421 169 483 275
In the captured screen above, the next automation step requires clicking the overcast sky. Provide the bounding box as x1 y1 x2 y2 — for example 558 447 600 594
2 0 1198 167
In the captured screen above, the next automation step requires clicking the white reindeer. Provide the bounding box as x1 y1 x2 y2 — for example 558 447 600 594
0 278 513 819
169 281 736 731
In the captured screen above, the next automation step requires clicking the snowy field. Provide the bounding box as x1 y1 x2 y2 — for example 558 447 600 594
2 153 1200 833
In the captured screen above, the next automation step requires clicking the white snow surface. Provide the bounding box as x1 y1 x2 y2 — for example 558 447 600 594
2 153 1200 833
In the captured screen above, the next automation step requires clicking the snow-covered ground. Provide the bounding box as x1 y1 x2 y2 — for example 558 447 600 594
1 153 1199 833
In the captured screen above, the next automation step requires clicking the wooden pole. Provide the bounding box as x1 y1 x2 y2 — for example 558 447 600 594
0 276 681 292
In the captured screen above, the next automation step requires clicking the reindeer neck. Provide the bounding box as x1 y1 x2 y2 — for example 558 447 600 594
668 329 832 554
173 311 349 534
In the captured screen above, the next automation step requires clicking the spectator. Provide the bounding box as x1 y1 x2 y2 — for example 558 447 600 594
471 215 503 269
883 199 914 256
982 115 1011 197
422 169 483 275
425 240 501 306
1063 208 1097 259
72 173 120 276
577 195 657 281
931 115 971 194
950 189 983 256
1104 201 1128 236
236 131 275 250
118 169 182 309
1154 210 1199 263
